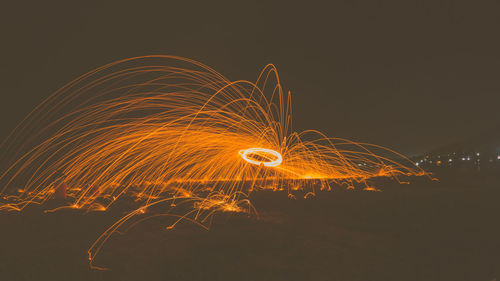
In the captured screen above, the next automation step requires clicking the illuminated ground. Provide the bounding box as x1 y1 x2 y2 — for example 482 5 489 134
1 173 499 281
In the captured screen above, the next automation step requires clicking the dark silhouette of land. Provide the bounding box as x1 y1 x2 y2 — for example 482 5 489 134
1 172 498 281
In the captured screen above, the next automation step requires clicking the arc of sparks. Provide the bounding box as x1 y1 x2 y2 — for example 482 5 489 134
0 55 426 268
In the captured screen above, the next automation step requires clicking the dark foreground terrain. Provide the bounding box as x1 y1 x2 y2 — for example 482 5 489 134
1 173 499 281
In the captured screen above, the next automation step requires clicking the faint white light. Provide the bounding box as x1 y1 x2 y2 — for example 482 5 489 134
497 155 500 160
415 162 419 166
461 158 466 161
448 159 452 162
476 153 480 156
467 157 471 161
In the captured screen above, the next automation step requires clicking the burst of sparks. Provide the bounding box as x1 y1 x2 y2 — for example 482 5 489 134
0 55 425 267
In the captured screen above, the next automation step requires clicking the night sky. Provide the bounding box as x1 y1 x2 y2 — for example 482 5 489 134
2 1 499 155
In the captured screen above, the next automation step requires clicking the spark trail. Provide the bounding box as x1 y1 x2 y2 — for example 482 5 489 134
0 56 424 267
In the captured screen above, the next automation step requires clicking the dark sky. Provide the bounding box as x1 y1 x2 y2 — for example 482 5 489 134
1 1 499 156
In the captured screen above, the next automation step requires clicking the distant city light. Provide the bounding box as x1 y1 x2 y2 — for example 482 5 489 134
416 151 498 167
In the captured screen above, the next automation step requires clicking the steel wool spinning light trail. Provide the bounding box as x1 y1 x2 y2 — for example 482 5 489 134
239 148 283 167
0 55 424 267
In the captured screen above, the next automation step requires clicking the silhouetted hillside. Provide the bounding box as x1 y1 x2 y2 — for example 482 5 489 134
413 126 500 171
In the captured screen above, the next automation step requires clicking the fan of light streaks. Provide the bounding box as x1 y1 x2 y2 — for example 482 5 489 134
0 56 424 266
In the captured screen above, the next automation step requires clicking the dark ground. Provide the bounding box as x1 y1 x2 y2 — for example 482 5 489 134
1 172 499 281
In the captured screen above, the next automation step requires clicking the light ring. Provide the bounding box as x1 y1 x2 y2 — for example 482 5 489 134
239 148 282 167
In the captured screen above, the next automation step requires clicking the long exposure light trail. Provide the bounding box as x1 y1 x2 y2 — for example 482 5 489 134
0 55 425 267
239 148 283 167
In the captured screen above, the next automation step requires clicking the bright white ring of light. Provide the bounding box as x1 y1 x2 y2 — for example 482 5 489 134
239 148 282 167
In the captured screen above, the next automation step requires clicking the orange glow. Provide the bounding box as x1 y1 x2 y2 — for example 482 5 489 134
0 55 426 268
363 186 381 192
